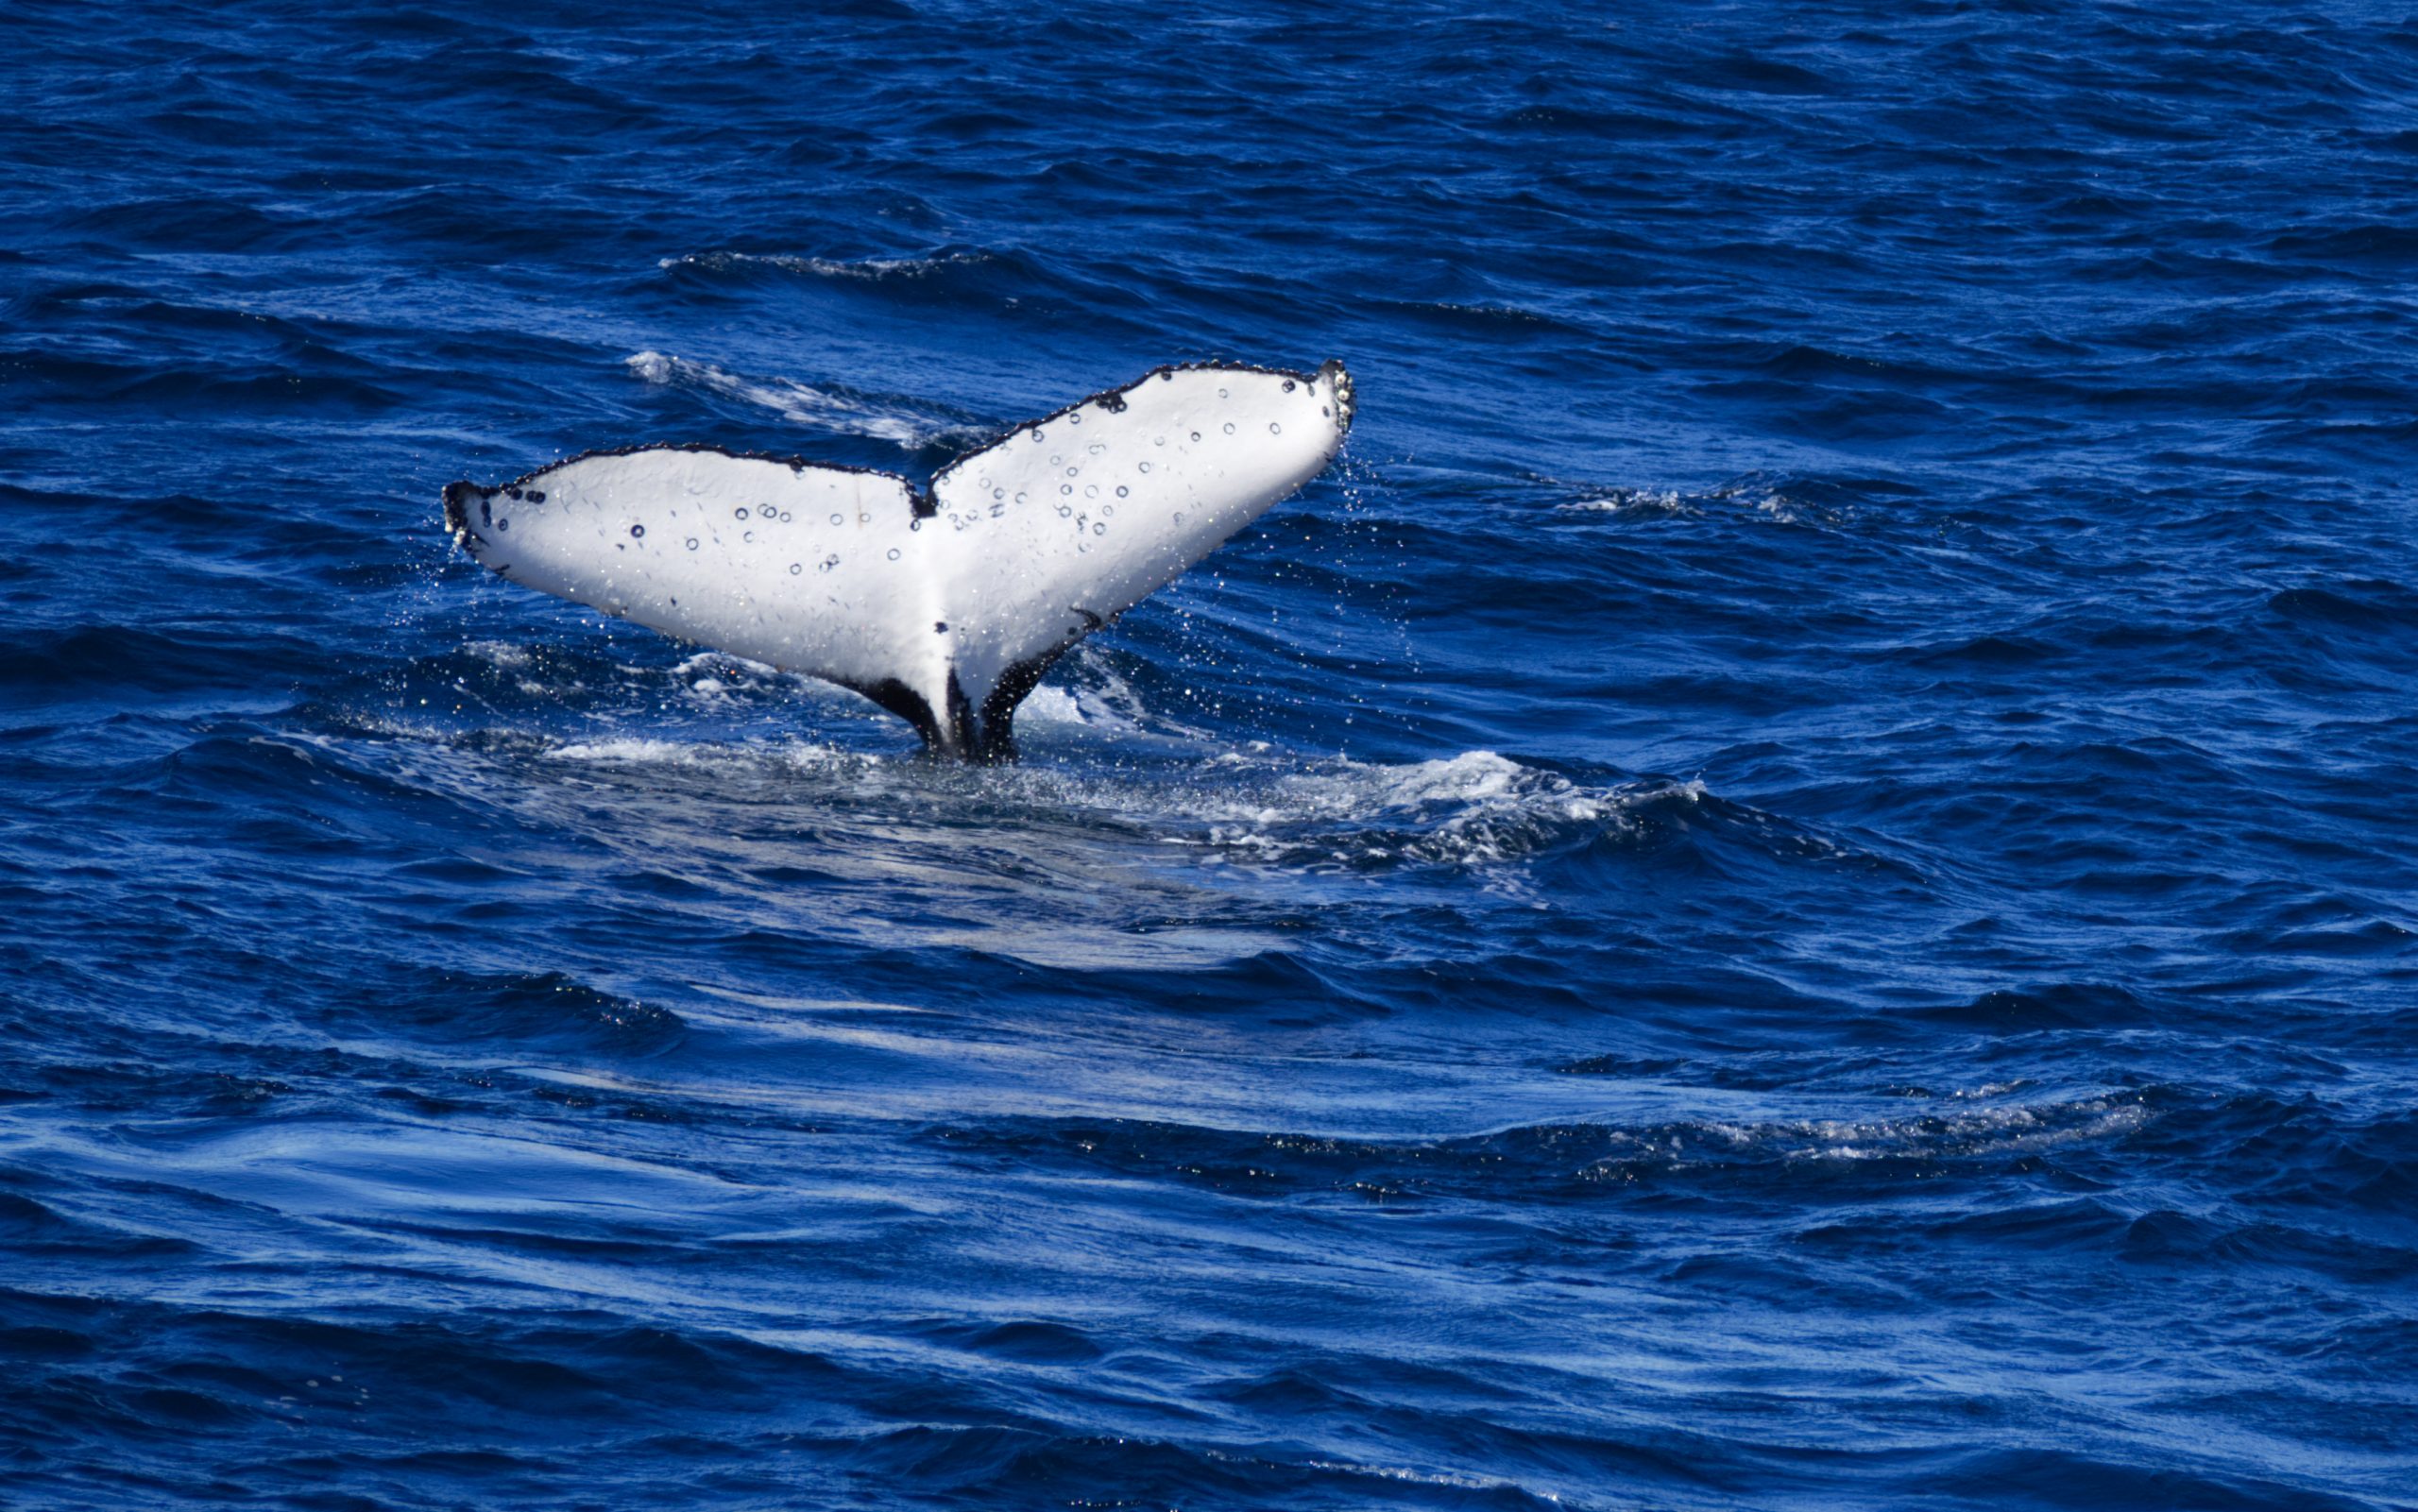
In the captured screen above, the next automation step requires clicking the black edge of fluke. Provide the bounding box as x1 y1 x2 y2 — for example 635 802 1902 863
442 480 489 548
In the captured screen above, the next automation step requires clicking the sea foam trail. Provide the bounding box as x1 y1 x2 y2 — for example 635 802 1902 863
624 350 949 447
521 735 1692 871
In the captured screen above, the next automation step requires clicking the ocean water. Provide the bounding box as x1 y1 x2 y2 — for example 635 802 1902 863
4 2 2415 1506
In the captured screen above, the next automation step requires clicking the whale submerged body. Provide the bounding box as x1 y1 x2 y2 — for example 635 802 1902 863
443 360 1353 759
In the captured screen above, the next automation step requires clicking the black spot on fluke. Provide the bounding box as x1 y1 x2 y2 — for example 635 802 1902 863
934 621 948 634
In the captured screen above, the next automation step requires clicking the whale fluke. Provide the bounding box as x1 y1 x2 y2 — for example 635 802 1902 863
442 360 1353 758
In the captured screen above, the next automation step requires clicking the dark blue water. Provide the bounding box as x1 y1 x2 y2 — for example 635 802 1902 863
5 3 2416 1506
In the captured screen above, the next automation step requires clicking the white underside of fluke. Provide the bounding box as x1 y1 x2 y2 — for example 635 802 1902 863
444 361 1352 757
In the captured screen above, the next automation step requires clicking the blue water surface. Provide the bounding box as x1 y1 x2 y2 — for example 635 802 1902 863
4 2 2416 1507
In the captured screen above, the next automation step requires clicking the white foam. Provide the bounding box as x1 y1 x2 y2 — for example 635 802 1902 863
624 350 942 446
1015 685 1088 726
1013 649 1155 735
464 639 533 669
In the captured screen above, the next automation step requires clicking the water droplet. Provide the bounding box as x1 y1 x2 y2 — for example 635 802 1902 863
1015 492 1028 503
782 512 794 522
993 487 1004 500
790 562 802 574
1218 386 1229 398
496 518 509 530
1065 467 1078 476
1223 422 1235 434
1115 485 1128 497
1092 522 1105 535
1154 436 1166 446
1190 432 1201 442
1102 503 1115 516
1069 413 1082 424
686 537 698 550
1087 443 1104 455
887 548 900 560
1282 379 1295 392
1062 484 1073 495
1049 454 1062 466
1173 511 1185 524
1138 462 1151 473
1058 504 1071 517
743 531 754 541
1269 422 1282 433
828 513 843 525
630 524 645 538
734 507 749 519
1085 484 1098 498
859 513 870 524
819 554 840 572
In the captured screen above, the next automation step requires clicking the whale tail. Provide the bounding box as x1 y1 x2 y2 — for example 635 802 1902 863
442 360 1352 758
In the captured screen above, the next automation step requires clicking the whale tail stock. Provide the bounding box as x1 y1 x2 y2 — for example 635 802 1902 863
443 360 1353 759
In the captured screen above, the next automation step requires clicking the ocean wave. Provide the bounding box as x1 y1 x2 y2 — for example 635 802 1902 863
928 1090 2162 1203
